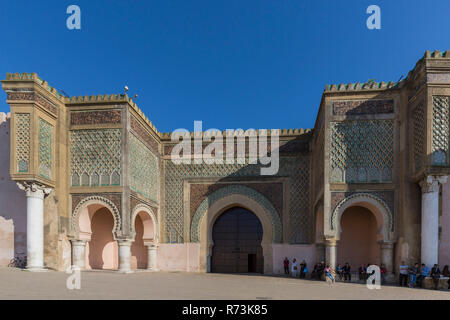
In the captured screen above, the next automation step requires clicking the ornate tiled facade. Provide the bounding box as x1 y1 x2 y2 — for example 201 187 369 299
164 156 310 244
15 113 30 173
3 50 450 273
332 99 394 116
413 101 426 171
330 120 394 183
432 96 449 166
38 117 53 180
70 110 122 126
70 129 122 187
130 133 159 202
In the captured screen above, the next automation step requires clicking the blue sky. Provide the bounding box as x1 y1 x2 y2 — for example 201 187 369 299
0 0 449 132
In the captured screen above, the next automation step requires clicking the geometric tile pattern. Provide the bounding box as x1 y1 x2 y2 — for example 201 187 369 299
15 113 30 173
70 129 122 187
330 120 394 183
130 133 159 202
432 96 449 166
38 117 53 179
164 156 309 244
412 102 425 171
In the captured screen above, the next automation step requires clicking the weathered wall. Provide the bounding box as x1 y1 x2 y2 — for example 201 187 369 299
0 112 27 265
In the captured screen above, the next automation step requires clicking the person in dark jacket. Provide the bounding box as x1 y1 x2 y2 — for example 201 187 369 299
283 257 289 275
343 262 351 282
430 264 441 290
299 260 307 279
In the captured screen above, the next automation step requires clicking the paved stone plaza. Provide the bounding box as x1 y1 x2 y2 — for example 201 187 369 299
0 267 449 300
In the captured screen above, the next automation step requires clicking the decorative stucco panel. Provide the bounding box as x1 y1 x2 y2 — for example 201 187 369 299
38 117 53 180
432 96 449 166
332 99 394 116
15 113 30 173
412 101 426 171
130 133 159 202
330 120 394 183
70 129 122 187
70 110 122 126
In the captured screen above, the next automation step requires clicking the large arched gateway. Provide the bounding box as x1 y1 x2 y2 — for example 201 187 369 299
211 207 263 273
337 206 380 268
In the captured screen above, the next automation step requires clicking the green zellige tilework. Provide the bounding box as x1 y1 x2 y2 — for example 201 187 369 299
130 133 159 202
16 113 30 173
330 120 394 183
432 96 450 166
38 118 54 179
70 129 122 187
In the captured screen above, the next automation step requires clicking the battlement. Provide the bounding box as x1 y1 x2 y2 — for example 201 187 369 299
4 72 65 101
159 128 312 140
324 50 450 94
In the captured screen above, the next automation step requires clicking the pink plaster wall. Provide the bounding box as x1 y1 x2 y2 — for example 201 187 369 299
131 215 147 269
337 206 380 268
271 244 316 274
85 208 118 270
440 179 450 267
0 113 27 266
157 243 200 272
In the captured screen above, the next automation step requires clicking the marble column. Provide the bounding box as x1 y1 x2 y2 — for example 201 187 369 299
420 175 447 267
17 182 52 271
71 240 87 269
118 240 133 273
147 244 158 271
325 238 337 269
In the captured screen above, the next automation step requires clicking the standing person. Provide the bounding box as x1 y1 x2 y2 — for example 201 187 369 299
399 261 409 287
299 260 307 279
343 262 351 282
283 257 290 275
291 258 298 278
430 264 441 290
380 264 387 284
302 262 308 279
358 264 366 282
442 265 450 290
418 263 429 288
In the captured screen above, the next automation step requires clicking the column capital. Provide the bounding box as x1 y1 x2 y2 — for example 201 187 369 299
324 237 337 247
70 239 87 246
17 181 52 199
419 175 448 193
117 239 133 246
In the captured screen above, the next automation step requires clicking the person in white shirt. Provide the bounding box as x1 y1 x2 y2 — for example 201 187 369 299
291 258 298 278
399 261 409 287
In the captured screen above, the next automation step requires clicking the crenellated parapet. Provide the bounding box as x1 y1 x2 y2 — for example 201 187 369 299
324 81 399 93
